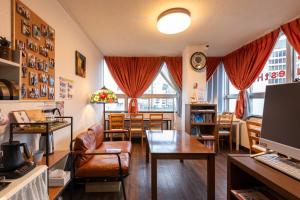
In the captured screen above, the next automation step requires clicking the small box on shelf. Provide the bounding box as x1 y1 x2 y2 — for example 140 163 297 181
49 170 71 187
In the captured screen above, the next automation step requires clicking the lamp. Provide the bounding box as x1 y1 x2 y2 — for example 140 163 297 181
90 86 118 130
157 8 191 34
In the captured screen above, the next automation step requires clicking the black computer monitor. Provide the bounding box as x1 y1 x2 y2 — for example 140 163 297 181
260 82 300 159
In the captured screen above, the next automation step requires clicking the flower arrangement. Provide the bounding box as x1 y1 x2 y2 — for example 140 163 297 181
90 86 118 103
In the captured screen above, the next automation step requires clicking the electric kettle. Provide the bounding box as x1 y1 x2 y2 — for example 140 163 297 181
1 141 30 171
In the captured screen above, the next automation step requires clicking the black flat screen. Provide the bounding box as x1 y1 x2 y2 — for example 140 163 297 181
261 82 300 149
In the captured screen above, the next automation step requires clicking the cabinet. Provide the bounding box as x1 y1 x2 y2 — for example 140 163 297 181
227 154 300 200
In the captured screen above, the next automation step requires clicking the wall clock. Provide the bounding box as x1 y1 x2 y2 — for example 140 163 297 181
190 52 207 71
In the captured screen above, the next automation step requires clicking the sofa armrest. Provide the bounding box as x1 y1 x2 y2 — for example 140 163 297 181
85 149 121 155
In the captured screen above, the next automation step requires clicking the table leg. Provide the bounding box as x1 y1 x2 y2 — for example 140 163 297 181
146 138 149 163
236 123 240 151
207 155 215 200
151 155 157 200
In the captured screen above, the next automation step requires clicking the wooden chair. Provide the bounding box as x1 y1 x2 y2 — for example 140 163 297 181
129 113 144 146
108 113 127 141
246 119 266 154
149 113 163 130
216 112 234 152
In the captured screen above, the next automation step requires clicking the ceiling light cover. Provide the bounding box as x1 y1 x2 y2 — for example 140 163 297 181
157 8 191 34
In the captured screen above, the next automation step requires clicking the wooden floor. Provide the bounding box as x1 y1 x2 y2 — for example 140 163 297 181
63 141 243 200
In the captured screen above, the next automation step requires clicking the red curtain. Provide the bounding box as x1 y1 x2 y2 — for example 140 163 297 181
281 18 300 55
164 57 182 90
223 29 280 118
206 57 222 81
104 56 162 113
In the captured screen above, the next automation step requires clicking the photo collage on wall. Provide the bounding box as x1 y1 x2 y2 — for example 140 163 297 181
14 0 55 100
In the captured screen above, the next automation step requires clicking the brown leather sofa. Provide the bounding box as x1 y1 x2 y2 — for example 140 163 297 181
72 123 132 199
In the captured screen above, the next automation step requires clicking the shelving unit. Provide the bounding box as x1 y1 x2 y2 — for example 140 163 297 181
227 154 300 200
0 52 21 100
44 151 70 200
9 116 73 200
185 103 217 137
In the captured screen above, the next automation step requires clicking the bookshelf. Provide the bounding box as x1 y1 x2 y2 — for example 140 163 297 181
227 154 300 200
185 103 217 137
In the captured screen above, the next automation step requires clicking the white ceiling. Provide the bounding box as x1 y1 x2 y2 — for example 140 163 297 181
59 0 300 56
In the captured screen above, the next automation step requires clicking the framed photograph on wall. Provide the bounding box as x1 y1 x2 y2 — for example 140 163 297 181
75 51 86 78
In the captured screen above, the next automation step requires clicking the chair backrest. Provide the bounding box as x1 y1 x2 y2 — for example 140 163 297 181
129 113 144 129
246 119 262 152
109 113 125 130
217 112 234 131
149 113 163 130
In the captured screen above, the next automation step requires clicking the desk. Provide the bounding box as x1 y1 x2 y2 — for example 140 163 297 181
105 118 172 130
228 154 300 200
145 130 215 200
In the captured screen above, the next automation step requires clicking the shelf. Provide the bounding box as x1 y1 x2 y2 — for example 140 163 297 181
12 121 71 134
49 179 71 200
0 57 20 68
191 122 215 126
191 110 216 113
40 150 69 168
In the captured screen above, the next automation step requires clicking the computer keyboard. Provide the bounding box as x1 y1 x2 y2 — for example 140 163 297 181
254 153 300 181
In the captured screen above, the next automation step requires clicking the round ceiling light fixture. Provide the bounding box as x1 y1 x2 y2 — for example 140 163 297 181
157 8 191 34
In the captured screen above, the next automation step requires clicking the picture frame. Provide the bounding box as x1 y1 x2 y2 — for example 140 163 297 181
40 84 47 97
75 51 86 78
21 19 31 36
29 72 38 86
49 76 55 86
28 88 40 99
21 84 27 98
27 39 38 52
12 110 30 124
21 66 27 78
40 73 48 83
16 2 30 19
32 24 41 40
48 87 54 99
49 58 55 68
27 54 36 68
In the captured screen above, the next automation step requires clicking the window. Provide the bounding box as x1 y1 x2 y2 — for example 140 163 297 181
294 51 300 80
251 34 287 94
223 33 298 116
103 62 177 112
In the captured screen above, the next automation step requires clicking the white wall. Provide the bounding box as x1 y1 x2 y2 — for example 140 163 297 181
181 45 208 131
0 0 103 151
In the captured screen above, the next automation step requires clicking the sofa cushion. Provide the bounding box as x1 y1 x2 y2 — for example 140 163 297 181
73 130 96 167
75 153 130 177
97 141 132 155
88 123 105 148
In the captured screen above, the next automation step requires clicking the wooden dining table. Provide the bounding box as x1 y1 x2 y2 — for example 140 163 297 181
145 130 216 200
